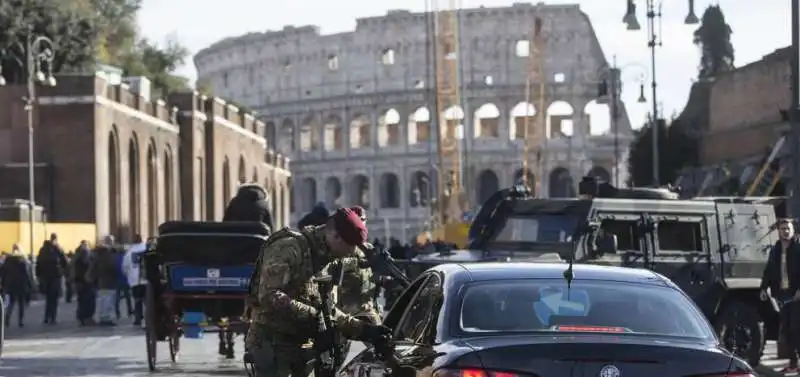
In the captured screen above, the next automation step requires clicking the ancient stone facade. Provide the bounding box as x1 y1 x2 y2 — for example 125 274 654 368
677 47 791 196
0 72 291 242
194 4 632 239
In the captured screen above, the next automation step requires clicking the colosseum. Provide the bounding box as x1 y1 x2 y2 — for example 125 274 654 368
194 3 634 240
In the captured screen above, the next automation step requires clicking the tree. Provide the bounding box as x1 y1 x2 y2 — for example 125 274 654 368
693 5 735 79
627 118 698 187
0 0 99 84
118 35 191 97
90 0 141 64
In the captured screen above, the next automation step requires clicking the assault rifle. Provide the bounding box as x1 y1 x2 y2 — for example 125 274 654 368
313 275 343 377
358 244 411 288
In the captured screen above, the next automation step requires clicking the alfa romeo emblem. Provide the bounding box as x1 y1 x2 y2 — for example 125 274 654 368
599 365 620 377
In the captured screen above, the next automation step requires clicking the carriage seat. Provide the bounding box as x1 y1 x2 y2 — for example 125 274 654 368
155 221 271 266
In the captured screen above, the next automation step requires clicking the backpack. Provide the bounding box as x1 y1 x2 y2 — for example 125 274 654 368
247 227 316 307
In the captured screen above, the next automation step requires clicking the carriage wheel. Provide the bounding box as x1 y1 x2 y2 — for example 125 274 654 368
168 330 180 362
145 284 158 371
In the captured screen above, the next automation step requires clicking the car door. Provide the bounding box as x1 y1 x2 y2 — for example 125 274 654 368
345 272 444 377
340 274 431 377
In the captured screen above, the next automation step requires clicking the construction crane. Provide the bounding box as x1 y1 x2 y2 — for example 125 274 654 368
745 135 785 196
432 0 465 226
522 16 547 197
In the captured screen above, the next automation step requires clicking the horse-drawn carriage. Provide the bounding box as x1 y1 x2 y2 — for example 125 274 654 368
142 221 270 371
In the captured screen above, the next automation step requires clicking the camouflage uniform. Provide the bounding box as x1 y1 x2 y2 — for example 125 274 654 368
245 225 367 377
335 248 381 323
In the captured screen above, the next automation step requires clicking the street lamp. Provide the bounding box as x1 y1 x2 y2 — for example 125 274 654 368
623 0 699 186
0 31 57 255
598 61 648 187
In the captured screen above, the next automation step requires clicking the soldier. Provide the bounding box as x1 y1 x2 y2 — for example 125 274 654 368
246 207 391 377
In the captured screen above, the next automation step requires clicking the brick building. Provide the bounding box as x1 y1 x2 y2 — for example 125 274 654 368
0 71 291 241
677 47 791 196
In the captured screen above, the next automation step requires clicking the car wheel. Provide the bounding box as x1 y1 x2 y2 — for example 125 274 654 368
714 300 764 366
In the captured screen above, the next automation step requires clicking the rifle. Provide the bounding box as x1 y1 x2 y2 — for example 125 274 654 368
312 274 343 377
359 245 411 288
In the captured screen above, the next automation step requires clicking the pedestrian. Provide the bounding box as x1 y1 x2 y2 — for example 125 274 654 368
64 250 74 303
35 233 68 324
86 236 120 326
223 183 273 230
71 240 95 326
122 236 147 327
760 218 800 373
114 244 132 320
0 246 33 327
244 207 391 377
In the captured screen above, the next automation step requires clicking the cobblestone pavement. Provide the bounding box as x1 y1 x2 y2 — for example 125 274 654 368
0 298 366 377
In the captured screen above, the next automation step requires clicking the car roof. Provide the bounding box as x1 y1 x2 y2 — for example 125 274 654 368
432 262 668 285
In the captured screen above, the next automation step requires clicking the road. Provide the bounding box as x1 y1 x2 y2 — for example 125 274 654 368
0 300 790 376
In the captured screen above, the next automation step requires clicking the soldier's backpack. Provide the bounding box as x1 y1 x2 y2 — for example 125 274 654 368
246 227 316 309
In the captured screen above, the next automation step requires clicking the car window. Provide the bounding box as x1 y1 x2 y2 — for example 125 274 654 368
459 279 714 340
395 274 443 343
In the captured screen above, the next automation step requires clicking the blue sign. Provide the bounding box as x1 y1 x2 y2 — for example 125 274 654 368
169 265 254 292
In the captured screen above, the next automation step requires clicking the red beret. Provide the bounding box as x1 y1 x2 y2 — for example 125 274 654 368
332 207 368 246
350 206 366 220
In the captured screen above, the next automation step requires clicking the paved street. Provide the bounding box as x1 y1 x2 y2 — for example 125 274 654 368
0 299 791 376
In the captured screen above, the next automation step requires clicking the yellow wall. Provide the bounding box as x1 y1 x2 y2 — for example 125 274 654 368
0 221 97 254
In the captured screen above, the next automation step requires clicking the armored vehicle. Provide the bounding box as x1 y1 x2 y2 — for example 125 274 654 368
407 177 782 366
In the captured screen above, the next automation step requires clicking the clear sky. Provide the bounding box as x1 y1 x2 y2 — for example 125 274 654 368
138 0 790 129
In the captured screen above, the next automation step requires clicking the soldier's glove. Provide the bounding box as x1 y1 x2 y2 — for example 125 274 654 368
358 322 392 345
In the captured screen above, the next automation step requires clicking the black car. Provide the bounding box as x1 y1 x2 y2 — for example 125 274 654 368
342 263 755 377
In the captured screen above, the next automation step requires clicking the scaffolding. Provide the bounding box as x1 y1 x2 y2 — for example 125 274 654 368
431 0 466 225
521 16 547 196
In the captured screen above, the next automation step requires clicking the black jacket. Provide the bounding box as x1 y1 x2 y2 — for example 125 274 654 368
36 241 68 280
298 204 329 228
0 255 32 295
223 184 273 230
761 238 800 297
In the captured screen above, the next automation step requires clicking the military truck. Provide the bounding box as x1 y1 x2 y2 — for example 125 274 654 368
407 178 782 366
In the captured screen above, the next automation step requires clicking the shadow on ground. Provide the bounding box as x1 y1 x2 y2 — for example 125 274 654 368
0 356 130 376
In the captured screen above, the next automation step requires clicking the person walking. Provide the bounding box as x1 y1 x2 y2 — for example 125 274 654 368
35 234 68 324
122 237 147 327
71 240 95 326
0 247 33 327
86 236 120 326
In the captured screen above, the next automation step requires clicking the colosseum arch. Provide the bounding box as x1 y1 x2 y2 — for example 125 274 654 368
146 140 158 237
513 168 535 193
509 102 537 140
300 115 319 152
546 101 575 138
378 109 401 147
407 107 430 145
128 133 141 239
475 169 499 204
238 155 247 185
323 114 343 151
549 167 575 198
348 175 370 209
409 171 430 207
442 105 464 141
107 126 121 238
300 177 317 212
163 146 175 221
222 156 231 203
349 114 370 149
584 99 611 136
587 166 611 182
324 177 342 208
279 119 295 155
264 121 277 149
473 103 500 138
379 172 400 208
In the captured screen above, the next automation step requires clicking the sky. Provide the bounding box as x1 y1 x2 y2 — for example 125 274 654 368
138 0 791 129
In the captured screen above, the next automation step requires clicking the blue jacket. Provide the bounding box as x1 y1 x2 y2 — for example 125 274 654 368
115 252 127 288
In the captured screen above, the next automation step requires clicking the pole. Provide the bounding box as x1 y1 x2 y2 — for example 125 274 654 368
26 34 36 256
647 0 660 186
790 0 800 217
610 59 620 187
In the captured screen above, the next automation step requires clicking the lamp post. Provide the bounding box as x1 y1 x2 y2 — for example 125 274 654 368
623 0 699 186
791 0 800 217
599 59 648 187
0 30 58 255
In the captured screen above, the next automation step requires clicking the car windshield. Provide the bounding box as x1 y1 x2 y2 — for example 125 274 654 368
494 215 580 243
459 279 714 340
